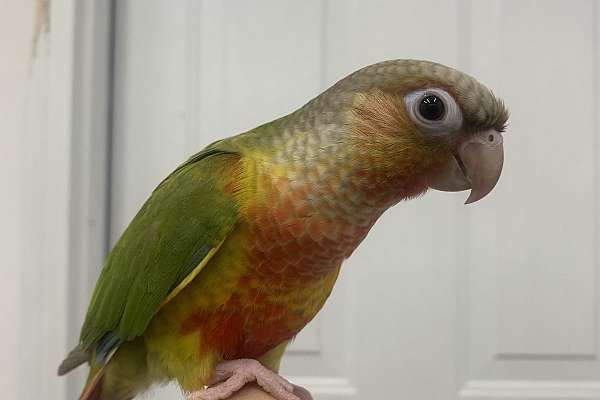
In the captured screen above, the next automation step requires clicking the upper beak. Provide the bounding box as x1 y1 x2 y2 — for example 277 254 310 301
429 129 504 204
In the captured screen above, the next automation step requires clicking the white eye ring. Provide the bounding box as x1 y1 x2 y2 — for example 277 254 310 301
404 88 463 135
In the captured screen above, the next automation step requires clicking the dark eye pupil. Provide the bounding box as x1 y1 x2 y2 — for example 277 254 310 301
419 95 445 121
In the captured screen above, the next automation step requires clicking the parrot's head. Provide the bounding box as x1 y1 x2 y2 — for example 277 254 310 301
337 59 509 205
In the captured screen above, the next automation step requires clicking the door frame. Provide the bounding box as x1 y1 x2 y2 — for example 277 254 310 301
29 1 115 398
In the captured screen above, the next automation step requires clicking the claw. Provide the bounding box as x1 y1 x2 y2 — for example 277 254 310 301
292 384 313 400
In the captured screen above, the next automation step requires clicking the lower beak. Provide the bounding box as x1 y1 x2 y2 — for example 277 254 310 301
429 129 504 204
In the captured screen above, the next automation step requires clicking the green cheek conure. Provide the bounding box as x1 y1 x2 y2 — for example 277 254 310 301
58 59 508 400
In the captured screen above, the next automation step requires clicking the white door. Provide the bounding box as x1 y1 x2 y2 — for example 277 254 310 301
109 1 600 399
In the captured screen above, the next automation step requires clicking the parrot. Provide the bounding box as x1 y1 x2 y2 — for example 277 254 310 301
58 59 508 400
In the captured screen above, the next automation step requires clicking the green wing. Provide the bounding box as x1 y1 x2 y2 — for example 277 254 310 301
79 148 241 351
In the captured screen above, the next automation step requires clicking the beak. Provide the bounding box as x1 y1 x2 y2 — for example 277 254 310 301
429 129 504 204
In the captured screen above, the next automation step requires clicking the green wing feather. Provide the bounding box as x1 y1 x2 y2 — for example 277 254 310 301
79 148 241 350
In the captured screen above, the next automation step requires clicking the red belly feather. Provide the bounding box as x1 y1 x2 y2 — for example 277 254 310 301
180 292 303 360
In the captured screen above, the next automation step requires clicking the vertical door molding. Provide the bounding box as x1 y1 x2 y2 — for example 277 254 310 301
65 1 115 398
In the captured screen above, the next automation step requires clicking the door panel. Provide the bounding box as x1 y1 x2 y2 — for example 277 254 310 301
461 1 600 397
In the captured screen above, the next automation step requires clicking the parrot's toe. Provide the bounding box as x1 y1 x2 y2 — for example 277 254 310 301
188 359 303 400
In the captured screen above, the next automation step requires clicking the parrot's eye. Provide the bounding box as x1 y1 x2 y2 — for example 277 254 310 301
404 88 463 135
419 95 445 120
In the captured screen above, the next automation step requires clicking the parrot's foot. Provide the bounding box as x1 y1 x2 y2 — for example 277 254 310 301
188 359 311 400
